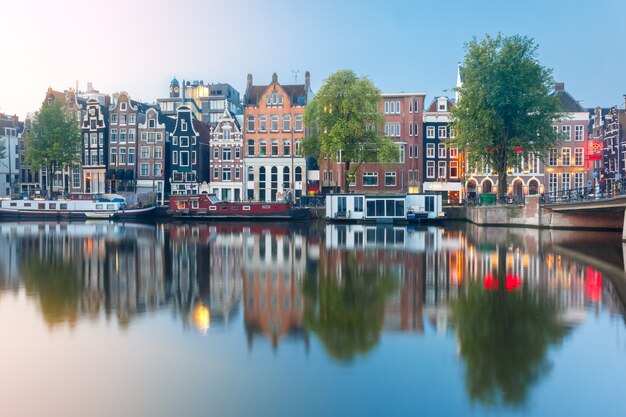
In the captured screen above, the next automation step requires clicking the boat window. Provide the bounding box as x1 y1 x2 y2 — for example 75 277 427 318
60 203 67 210
262 205 271 209
49 203 56 210
231 206 240 210
376 200 385 216
191 200 199 209
354 197 363 212
24 203 31 207
395 200 404 217
209 206 217 211
366 201 375 217
96 204 103 209
38 203 45 210
243 206 251 211
385 200 394 217
338 197 346 213
221 206 228 210
107 204 114 210
425 196 435 212
10 202 16 207
177 201 185 209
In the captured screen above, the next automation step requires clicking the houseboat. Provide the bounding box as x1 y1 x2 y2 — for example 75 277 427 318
325 193 446 224
169 194 310 220
0 194 155 220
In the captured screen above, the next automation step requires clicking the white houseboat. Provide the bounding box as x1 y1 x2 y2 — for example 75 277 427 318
0 194 155 220
325 193 445 224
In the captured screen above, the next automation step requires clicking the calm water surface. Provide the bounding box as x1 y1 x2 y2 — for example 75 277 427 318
0 221 625 417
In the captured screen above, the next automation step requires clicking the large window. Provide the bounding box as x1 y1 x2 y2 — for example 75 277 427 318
562 172 571 191
438 126 447 139
270 115 279 132
562 148 571 166
119 148 126 164
222 168 231 181
438 144 446 158
271 140 279 156
154 147 162 159
426 126 435 138
128 148 135 164
247 116 255 132
222 147 232 161
295 115 303 132
120 129 127 143
283 140 291 156
283 115 291 132
574 172 584 190
110 148 117 164
295 166 302 182
259 116 267 132
111 129 118 143
575 148 584 166
141 146 149 159
562 125 571 141
549 148 558 166
427 143 435 158
72 169 80 188
363 172 378 186
438 161 447 178
180 151 189 167
140 163 149 176
549 172 558 193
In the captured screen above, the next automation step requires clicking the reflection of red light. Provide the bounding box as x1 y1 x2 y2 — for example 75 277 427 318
484 273 498 290
585 267 602 302
505 274 522 291
514 146 523 153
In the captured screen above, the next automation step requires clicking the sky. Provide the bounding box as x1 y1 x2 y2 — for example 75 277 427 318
1 0 625 119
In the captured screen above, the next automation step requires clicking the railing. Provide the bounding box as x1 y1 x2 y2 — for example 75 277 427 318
540 179 626 204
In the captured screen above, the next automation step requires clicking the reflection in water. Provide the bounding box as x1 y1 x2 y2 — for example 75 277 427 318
0 221 624 411
303 250 397 361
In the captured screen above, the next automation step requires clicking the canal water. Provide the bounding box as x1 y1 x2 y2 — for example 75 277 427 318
0 221 625 417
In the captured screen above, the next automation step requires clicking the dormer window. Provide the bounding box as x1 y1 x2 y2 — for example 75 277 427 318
266 92 283 106
149 118 155 128
223 126 231 140
120 102 127 111
181 119 187 131
437 98 447 111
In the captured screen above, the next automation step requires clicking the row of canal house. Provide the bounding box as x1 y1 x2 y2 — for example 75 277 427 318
12 69 625 203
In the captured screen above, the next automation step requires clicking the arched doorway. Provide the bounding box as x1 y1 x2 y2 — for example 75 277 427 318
513 180 524 197
528 179 539 195
259 167 266 201
482 180 492 194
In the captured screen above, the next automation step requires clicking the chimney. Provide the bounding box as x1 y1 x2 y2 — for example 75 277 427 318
555 82 565 92
272 72 278 84
104 95 111 108
305 70 310 90
12 114 18 124
247 73 253 88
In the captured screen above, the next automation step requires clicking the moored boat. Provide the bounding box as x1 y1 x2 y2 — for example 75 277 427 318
169 194 310 220
0 194 156 220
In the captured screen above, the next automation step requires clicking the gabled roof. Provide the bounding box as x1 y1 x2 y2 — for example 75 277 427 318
192 119 211 143
552 90 585 113
425 97 454 113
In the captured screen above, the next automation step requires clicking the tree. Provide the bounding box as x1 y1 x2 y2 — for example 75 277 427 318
24 100 81 196
302 70 399 192
451 34 562 200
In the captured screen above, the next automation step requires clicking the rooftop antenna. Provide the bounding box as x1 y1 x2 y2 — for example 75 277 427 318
292 69 300 84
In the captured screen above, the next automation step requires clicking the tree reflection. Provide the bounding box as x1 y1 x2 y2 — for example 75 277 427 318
22 255 82 328
303 252 397 362
452 248 568 406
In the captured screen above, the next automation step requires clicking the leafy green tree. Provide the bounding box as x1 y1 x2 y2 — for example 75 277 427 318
451 34 561 200
302 70 399 192
24 100 81 196
302 252 397 362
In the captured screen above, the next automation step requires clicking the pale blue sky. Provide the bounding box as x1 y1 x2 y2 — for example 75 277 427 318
1 0 624 118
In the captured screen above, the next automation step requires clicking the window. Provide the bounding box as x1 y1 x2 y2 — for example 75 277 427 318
259 116 267 132
147 132 155 143
154 147 162 159
90 133 97 145
223 127 231 140
574 172 584 190
111 129 118 143
562 125 571 141
222 147 232 161
149 118 155 128
154 163 162 177
128 129 135 142
129 113 136 124
180 136 189 147
110 148 117 164
438 126 447 139
560 173 572 194
141 146 149 159
385 172 396 186
450 147 458 158
119 148 126 164
282 115 291 132
259 140 267 156
128 148 135 164
549 148 558 166
247 139 255 156
213 167 219 179
562 148 571 166
399 144 405 163
409 101 413 113
235 167 240 179
270 115 279 132
140 163 149 176
427 126 435 138
409 124 413 136
295 115 303 131
363 172 378 186
414 124 419 137
295 166 302 181
395 101 400 113
173 151 178 165
450 161 459 178
181 119 187 132
271 140 279 156
180 151 189 166
213 147 219 159
247 116 255 132
574 148 584 166
283 140 291 156
575 125 584 141
120 114 126 124
111 114 118 124
120 129 127 143
414 100 418 113
120 102 127 111
192 151 196 165
438 161 447 178
248 167 254 181
223 168 231 181
235 147 241 159
72 169 80 188
549 172 558 193
354 197 363 212
427 161 435 178
427 143 435 158
438 144 446 158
